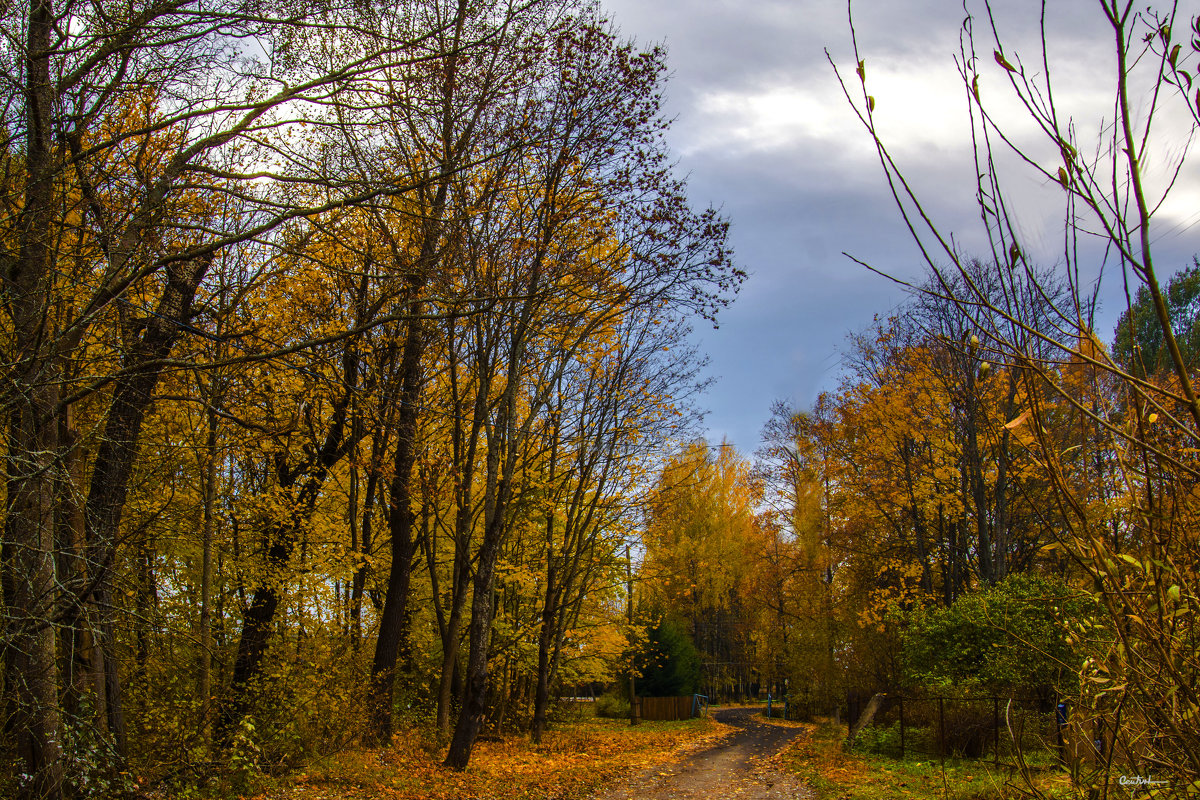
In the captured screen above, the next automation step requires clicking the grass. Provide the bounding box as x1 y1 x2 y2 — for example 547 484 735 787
228 712 728 800
780 718 1074 800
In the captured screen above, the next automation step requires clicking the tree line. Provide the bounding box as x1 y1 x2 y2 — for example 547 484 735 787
634 254 1198 795
0 0 742 796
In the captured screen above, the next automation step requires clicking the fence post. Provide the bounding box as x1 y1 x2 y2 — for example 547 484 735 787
939 697 946 769
1056 696 1068 768
899 697 905 760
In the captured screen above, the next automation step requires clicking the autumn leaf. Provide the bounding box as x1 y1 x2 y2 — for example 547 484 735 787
1004 409 1032 430
994 50 1017 72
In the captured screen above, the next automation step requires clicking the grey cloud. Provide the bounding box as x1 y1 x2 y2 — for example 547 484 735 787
601 0 1200 453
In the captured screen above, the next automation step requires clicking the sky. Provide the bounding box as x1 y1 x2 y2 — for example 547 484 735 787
598 0 1200 455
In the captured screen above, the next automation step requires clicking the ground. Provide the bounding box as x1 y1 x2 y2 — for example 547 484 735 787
253 710 729 800
593 706 812 800
234 707 1074 800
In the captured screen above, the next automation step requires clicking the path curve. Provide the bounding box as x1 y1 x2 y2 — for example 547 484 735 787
592 706 811 800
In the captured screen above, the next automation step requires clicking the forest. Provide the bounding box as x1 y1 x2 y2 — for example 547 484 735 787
1 0 1198 798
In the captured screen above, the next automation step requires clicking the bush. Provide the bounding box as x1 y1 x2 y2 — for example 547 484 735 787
594 693 630 719
852 695 1003 759
850 721 903 756
548 699 591 725
902 574 1085 696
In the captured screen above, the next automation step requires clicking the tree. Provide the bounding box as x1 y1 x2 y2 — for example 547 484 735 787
634 618 701 698
443 13 739 769
362 0 520 747
0 0 738 790
0 0 506 792
756 398 845 711
526 300 702 742
642 441 767 701
837 0 1200 791
1113 259 1200 377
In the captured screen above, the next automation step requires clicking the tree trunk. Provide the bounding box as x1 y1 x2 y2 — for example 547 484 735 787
444 506 506 768
445 361 523 768
55 416 91 725
350 470 378 648
433 316 488 735
198 406 219 753
530 427 562 745
217 528 290 744
364 0 469 729
218 334 361 745
435 544 470 734
367 305 426 744
82 253 211 758
6 399 66 800
530 577 559 744
5 0 67 793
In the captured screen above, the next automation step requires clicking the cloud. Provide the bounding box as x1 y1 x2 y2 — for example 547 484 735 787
683 84 874 159
678 59 977 163
599 0 1200 453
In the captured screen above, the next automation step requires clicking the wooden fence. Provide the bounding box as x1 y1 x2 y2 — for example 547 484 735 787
640 695 700 721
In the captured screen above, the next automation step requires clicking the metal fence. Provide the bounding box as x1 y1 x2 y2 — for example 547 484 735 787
761 691 838 722
764 693 792 719
846 693 1061 766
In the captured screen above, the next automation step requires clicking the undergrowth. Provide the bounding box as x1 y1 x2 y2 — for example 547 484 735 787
780 718 1073 800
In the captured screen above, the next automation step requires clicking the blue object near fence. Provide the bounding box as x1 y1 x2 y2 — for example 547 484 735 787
692 694 709 717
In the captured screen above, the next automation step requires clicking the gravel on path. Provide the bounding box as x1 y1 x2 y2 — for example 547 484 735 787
592 706 812 800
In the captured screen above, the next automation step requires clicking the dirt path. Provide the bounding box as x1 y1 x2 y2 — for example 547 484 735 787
592 706 812 800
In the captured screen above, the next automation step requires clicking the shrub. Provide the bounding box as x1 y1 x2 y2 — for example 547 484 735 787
594 693 630 719
902 574 1085 696
850 721 903 756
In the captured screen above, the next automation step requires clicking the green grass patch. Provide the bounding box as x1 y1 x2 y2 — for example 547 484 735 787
781 719 1073 800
